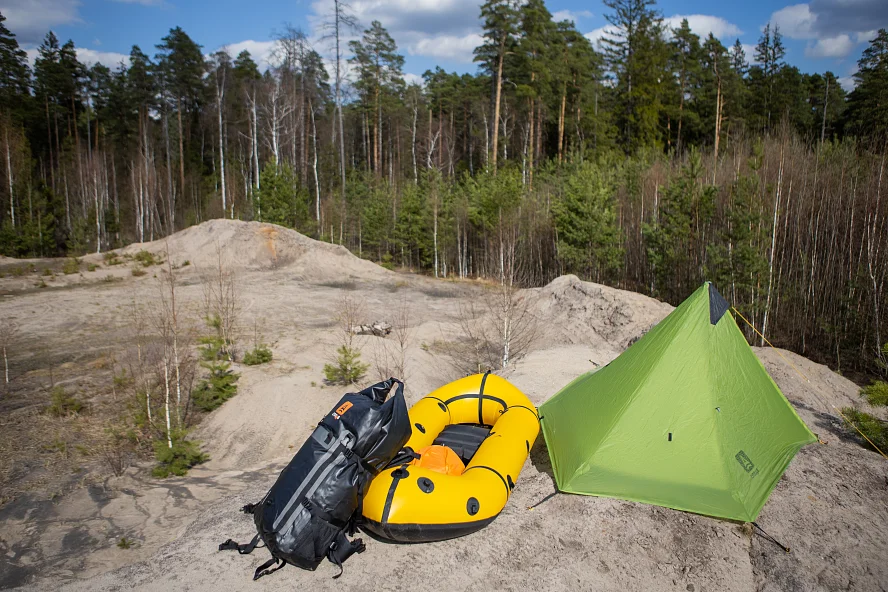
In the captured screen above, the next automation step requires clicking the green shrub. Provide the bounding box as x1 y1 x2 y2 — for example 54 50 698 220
103 252 122 265
151 436 208 478
46 386 84 417
841 407 888 454
131 268 147 277
861 381 888 407
323 346 369 385
133 250 160 267
62 258 80 275
199 315 233 361
192 362 240 411
243 346 273 366
87 263 98 272
42 267 53 277
11 266 24 276
117 537 134 549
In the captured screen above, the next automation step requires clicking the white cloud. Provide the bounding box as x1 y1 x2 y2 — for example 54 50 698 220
664 14 743 39
552 9 593 24
584 25 619 48
771 4 816 39
807 0 888 38
403 72 424 86
219 40 277 71
408 33 482 63
837 75 856 91
588 15 741 51
855 30 877 43
769 1 886 60
24 45 129 68
1 0 81 44
804 34 855 58
76 47 129 68
307 0 484 64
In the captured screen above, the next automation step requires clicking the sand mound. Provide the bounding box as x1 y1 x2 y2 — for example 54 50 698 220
116 220 391 281
531 275 674 352
5 267 888 592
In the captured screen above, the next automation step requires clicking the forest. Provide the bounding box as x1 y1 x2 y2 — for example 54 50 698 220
0 0 886 376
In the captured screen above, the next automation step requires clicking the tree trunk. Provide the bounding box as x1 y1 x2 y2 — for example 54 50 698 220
5 126 14 227
492 41 505 175
334 0 346 203
163 359 173 448
310 98 321 234
712 73 722 185
217 75 227 216
411 106 418 184
558 83 567 164
375 85 381 176
528 95 535 190
163 105 174 235
177 97 185 221
820 77 829 145
762 140 785 342
433 198 439 278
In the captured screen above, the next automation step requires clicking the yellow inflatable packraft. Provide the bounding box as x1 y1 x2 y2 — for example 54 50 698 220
361 373 539 542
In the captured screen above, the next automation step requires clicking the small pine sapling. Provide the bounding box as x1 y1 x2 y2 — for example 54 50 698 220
324 345 369 384
192 361 240 411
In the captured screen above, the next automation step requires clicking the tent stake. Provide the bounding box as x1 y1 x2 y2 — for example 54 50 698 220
752 522 791 553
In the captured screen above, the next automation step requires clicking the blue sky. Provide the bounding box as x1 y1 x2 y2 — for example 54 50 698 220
3 0 886 90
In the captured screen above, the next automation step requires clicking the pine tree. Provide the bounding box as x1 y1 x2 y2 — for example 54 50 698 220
349 21 405 176
843 29 888 139
600 0 668 152
805 72 845 142
517 0 555 186
749 23 786 130
0 12 30 117
643 150 716 302
552 161 622 281
667 19 702 151
155 27 204 215
729 39 747 75
474 0 520 173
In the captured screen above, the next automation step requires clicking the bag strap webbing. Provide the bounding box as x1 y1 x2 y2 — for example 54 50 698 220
218 533 262 555
327 531 366 579
253 556 286 581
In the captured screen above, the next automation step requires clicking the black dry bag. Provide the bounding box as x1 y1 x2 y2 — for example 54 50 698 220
219 377 411 580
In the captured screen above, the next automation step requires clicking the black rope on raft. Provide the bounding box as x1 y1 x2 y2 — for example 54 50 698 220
752 522 791 553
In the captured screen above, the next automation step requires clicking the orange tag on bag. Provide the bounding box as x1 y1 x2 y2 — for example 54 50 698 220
333 401 353 419
411 445 466 476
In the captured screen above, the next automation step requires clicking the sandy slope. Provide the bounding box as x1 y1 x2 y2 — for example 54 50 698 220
0 220 885 592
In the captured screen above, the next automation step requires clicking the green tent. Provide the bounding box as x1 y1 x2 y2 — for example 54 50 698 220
540 282 816 522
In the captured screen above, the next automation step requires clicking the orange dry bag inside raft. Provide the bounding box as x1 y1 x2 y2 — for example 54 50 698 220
361 373 540 542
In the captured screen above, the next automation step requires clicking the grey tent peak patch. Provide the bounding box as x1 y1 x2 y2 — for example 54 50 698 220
708 283 730 325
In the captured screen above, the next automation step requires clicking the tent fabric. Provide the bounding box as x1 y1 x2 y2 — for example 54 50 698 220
540 282 816 522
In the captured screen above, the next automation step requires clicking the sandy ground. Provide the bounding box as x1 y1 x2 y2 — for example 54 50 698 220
0 220 886 592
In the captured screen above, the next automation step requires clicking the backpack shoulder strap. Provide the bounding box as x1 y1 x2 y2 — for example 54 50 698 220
218 533 262 555
327 531 365 579
253 556 287 581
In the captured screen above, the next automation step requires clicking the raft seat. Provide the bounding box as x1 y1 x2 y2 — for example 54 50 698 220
432 424 490 464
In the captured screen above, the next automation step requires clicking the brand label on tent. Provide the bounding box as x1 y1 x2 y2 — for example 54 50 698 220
735 450 759 478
